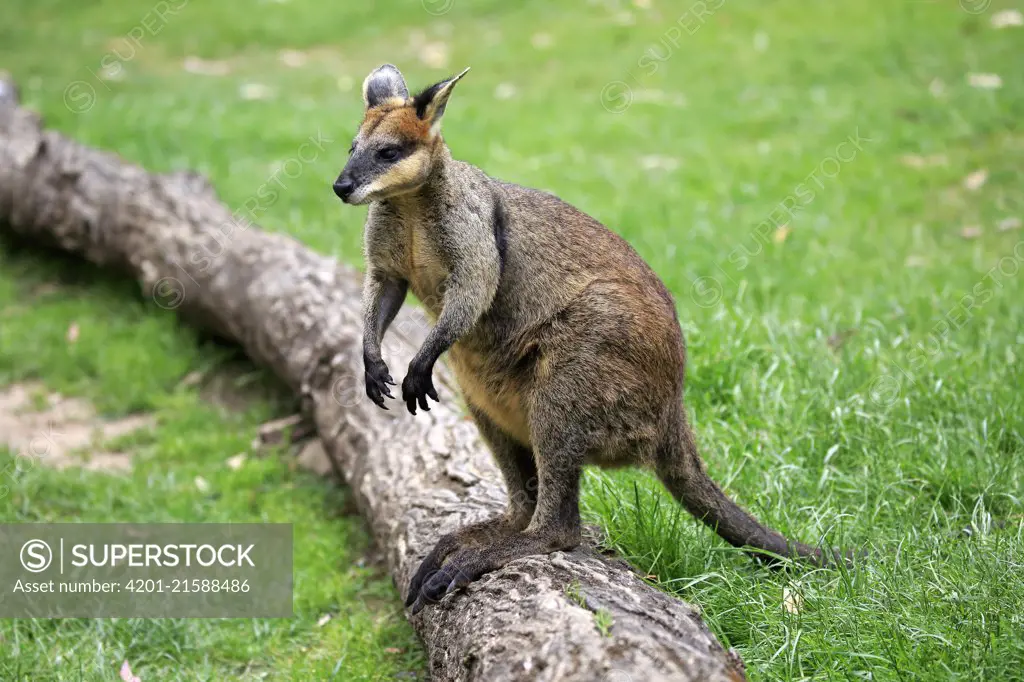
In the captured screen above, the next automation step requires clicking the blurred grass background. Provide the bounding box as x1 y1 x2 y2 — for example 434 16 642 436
1 0 1022 679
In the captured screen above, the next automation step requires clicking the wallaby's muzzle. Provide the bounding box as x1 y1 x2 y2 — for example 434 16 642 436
332 175 355 202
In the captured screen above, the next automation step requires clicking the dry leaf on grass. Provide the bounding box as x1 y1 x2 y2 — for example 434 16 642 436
418 42 449 69
194 476 210 493
963 169 988 191
277 49 307 68
239 83 274 101
100 64 125 81
178 370 204 388
900 154 947 169
997 217 1022 232
614 10 636 26
120 661 141 682
494 83 517 100
967 73 1002 90
31 282 61 297
639 155 680 172
783 587 803 614
531 33 553 49
773 225 791 243
316 613 332 627
256 414 312 447
960 225 983 239
183 57 230 76
66 323 79 344
226 453 247 470
991 10 1023 29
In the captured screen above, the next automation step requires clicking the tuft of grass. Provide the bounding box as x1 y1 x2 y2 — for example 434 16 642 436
565 580 614 637
593 609 614 638
2 0 1023 679
565 579 586 609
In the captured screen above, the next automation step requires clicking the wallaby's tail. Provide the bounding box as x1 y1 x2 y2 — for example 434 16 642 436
658 415 846 567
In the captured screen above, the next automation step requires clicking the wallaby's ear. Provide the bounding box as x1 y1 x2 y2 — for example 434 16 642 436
413 67 470 136
362 64 409 109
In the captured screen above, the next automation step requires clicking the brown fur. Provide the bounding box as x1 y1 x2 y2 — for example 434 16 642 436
359 105 431 141
334 65 852 615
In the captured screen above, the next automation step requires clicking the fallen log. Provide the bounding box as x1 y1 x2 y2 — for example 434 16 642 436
0 75 745 682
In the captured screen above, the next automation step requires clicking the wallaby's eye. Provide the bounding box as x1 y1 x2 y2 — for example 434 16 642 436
377 146 402 162
348 142 357 155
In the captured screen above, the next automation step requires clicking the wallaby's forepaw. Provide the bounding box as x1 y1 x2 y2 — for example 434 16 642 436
364 357 395 409
406 547 492 615
402 363 439 415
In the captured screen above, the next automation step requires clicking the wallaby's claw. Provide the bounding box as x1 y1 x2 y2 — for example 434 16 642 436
406 536 483 614
406 550 443 608
409 549 485 613
364 358 394 410
402 364 439 415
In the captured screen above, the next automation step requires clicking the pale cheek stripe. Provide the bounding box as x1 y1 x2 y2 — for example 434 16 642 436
362 153 427 198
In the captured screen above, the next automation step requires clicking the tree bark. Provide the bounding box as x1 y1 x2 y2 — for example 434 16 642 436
0 76 746 682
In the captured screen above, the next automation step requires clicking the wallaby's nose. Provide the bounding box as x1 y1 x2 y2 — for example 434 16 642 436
333 178 355 202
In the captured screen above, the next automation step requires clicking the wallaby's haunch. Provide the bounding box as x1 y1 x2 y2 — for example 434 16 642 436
334 64 847 614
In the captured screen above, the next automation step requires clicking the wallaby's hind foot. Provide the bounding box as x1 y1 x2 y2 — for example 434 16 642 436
407 525 581 614
406 405 540 611
406 515 525 614
408 393 587 613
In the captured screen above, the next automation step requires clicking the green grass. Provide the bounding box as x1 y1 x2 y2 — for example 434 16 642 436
2 0 1023 679
0 252 425 681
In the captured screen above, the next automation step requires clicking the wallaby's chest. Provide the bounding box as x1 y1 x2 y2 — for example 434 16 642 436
367 213 449 316
404 224 448 315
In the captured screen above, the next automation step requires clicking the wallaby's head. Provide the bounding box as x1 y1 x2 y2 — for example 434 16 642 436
333 64 469 204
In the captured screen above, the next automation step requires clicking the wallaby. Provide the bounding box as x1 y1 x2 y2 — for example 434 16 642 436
333 64 847 614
